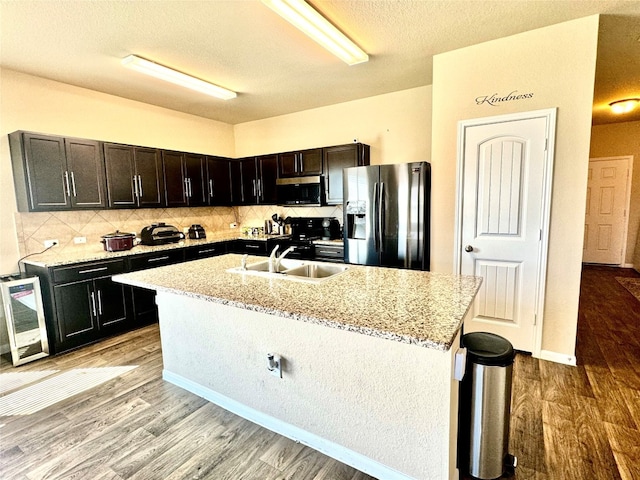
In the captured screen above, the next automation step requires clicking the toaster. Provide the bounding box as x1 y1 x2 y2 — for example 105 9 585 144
140 223 183 246
188 224 206 239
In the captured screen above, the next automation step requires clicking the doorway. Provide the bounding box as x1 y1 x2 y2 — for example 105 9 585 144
455 109 557 355
583 156 633 266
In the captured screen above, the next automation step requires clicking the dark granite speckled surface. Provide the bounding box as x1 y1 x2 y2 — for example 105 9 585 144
113 254 482 352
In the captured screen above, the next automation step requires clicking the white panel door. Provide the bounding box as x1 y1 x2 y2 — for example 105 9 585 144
460 116 549 352
583 157 631 265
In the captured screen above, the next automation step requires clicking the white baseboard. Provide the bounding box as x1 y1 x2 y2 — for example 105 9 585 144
623 263 634 269
538 350 577 366
162 369 416 480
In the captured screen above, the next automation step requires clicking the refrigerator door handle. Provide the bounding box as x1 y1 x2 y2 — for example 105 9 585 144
373 182 380 252
379 182 385 252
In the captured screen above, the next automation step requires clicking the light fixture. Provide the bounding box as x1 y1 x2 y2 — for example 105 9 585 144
121 55 237 100
609 98 639 114
262 0 368 66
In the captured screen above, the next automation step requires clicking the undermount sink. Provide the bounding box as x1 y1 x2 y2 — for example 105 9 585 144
227 259 348 283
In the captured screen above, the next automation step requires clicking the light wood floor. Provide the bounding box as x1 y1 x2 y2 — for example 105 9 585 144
1 265 639 480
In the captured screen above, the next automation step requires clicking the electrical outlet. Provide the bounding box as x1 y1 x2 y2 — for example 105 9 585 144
267 353 282 378
230 223 238 228
44 239 59 248
73 236 87 244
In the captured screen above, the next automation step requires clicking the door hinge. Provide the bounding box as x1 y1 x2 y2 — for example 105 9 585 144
533 313 537 325
544 138 548 151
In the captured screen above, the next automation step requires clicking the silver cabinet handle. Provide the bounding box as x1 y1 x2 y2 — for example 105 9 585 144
245 244 261 249
64 171 71 197
188 178 193 197
184 178 189 198
70 172 77 197
97 290 103 315
252 179 257 197
78 267 108 274
148 255 170 263
133 176 139 198
137 175 143 198
90 291 97 317
209 179 214 197
257 179 263 199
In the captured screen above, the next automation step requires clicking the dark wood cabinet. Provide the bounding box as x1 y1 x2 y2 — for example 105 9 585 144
236 155 278 205
163 151 207 207
278 148 323 177
257 154 278 204
230 160 243 205
228 239 269 255
206 156 233 206
26 258 129 354
9 132 106 211
104 143 164 208
184 242 227 260
323 143 370 205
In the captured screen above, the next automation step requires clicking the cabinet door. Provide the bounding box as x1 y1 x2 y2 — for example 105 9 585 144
184 154 207 206
22 133 70 210
324 144 370 205
257 154 278 204
130 287 158 326
239 158 258 204
278 152 298 177
299 148 323 175
53 281 97 342
104 143 137 208
134 147 164 207
65 138 107 209
206 156 233 206
163 151 188 207
230 161 243 205
94 277 128 330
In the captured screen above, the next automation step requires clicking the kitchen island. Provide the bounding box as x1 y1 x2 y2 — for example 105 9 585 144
113 254 482 480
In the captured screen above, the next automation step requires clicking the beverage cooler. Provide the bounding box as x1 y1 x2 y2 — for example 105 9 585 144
0 274 49 366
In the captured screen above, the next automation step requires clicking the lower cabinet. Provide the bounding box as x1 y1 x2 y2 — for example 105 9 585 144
53 276 129 350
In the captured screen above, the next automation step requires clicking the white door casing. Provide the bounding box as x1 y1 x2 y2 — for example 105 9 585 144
583 156 632 266
455 109 557 355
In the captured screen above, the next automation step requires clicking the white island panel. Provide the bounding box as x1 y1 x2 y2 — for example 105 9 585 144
156 291 461 480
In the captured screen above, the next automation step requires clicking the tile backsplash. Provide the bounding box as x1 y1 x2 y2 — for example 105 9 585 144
14 205 343 257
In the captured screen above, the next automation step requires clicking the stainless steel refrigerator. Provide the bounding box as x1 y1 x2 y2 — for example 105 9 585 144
343 162 430 270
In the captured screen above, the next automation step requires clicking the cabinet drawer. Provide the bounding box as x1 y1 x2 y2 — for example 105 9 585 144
184 242 227 260
52 259 126 284
128 249 184 271
314 244 344 261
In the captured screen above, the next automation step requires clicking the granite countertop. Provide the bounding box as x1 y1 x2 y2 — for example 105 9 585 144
20 232 291 267
113 254 482 352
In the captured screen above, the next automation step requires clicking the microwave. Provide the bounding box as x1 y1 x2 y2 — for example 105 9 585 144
276 176 325 206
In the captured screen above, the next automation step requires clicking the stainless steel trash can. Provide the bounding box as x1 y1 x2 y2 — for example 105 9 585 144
458 332 516 480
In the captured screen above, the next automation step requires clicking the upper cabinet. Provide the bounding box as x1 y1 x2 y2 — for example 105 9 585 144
206 156 233 206
323 143 370 205
162 151 207 207
278 148 323 177
10 132 107 212
9 130 370 211
235 155 278 205
104 143 164 208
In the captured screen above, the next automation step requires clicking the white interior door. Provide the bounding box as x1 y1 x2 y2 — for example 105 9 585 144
583 157 631 265
457 110 555 353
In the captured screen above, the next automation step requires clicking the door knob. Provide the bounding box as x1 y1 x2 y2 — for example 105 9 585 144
464 245 474 253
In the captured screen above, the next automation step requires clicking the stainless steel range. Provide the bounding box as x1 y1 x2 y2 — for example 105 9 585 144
277 217 341 260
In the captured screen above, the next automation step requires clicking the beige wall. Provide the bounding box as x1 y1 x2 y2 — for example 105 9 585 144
431 16 600 359
0 68 235 273
234 86 432 165
590 121 640 265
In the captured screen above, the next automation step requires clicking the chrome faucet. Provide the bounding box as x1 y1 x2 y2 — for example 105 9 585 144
275 246 296 272
269 245 280 273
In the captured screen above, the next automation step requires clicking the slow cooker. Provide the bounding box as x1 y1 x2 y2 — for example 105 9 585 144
101 231 136 252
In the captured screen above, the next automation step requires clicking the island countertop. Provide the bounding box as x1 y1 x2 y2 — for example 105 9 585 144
113 254 482 351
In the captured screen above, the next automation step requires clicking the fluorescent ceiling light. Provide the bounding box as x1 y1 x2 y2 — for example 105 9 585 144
262 0 368 66
121 55 237 100
609 98 639 114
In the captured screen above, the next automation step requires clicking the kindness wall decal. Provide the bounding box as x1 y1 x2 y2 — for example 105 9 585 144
475 90 534 106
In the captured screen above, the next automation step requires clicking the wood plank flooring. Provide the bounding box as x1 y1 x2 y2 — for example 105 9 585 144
1 264 638 480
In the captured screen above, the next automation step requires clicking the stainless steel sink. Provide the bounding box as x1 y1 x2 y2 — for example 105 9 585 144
283 263 348 279
227 259 348 283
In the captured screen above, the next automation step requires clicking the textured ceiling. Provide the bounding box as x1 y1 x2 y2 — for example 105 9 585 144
1 0 639 125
